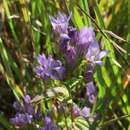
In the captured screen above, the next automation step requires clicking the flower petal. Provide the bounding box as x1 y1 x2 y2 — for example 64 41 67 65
96 50 108 60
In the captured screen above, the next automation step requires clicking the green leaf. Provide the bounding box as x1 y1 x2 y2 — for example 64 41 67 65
46 87 69 100
74 117 89 130
72 6 84 28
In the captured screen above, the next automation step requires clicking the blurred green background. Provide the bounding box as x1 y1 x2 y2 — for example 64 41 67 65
0 0 129 129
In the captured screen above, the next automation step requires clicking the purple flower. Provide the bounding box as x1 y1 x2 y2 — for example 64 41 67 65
35 54 65 80
85 63 95 82
24 95 31 104
40 116 58 130
85 41 108 65
23 95 34 115
72 105 80 117
10 113 33 127
65 45 77 65
13 95 34 115
86 82 97 104
10 95 35 127
81 106 90 118
78 27 96 54
44 116 52 126
86 82 96 95
39 128 46 130
88 95 96 104
68 28 79 45
13 102 24 113
49 12 71 34
59 34 70 53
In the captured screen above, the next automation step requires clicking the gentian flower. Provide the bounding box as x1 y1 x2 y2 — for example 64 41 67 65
24 95 31 104
40 116 58 130
59 34 70 53
81 106 90 118
86 82 97 104
23 95 34 115
72 105 80 117
64 45 77 65
49 12 71 34
68 28 79 45
10 95 35 127
77 27 96 55
85 41 108 65
85 63 95 82
10 113 33 127
35 54 65 80
13 95 34 115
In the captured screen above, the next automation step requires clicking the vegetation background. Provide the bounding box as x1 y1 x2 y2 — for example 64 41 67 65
0 0 129 129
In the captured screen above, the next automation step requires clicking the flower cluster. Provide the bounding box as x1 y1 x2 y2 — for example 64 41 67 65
50 12 108 69
40 116 57 130
72 105 90 119
11 12 108 129
86 82 97 104
10 95 34 127
35 54 65 80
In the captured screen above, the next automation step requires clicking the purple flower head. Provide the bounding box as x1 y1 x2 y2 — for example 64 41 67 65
44 116 52 126
72 105 80 117
85 41 108 65
65 45 77 65
68 28 79 45
85 63 95 82
81 106 90 118
10 113 33 127
86 82 97 104
24 95 31 104
35 54 65 80
59 34 70 53
40 116 58 130
13 95 34 115
49 12 71 34
25 103 34 115
39 128 46 130
86 82 96 96
13 102 24 113
78 27 96 54
88 94 96 104
23 95 34 115
11 95 35 128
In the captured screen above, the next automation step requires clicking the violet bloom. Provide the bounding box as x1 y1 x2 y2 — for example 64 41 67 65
68 28 79 45
40 116 58 130
67 27 96 59
78 27 96 54
10 95 35 127
13 102 24 113
86 82 97 104
85 41 108 65
13 95 34 115
35 54 65 80
65 45 77 65
10 113 33 127
59 34 70 53
85 63 95 82
81 106 90 118
49 12 71 34
72 105 80 117
24 95 31 104
24 95 34 115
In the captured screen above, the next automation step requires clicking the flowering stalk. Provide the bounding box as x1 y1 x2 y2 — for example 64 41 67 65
10 12 109 130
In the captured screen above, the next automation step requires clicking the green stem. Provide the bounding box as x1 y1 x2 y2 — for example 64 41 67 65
100 114 130 128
